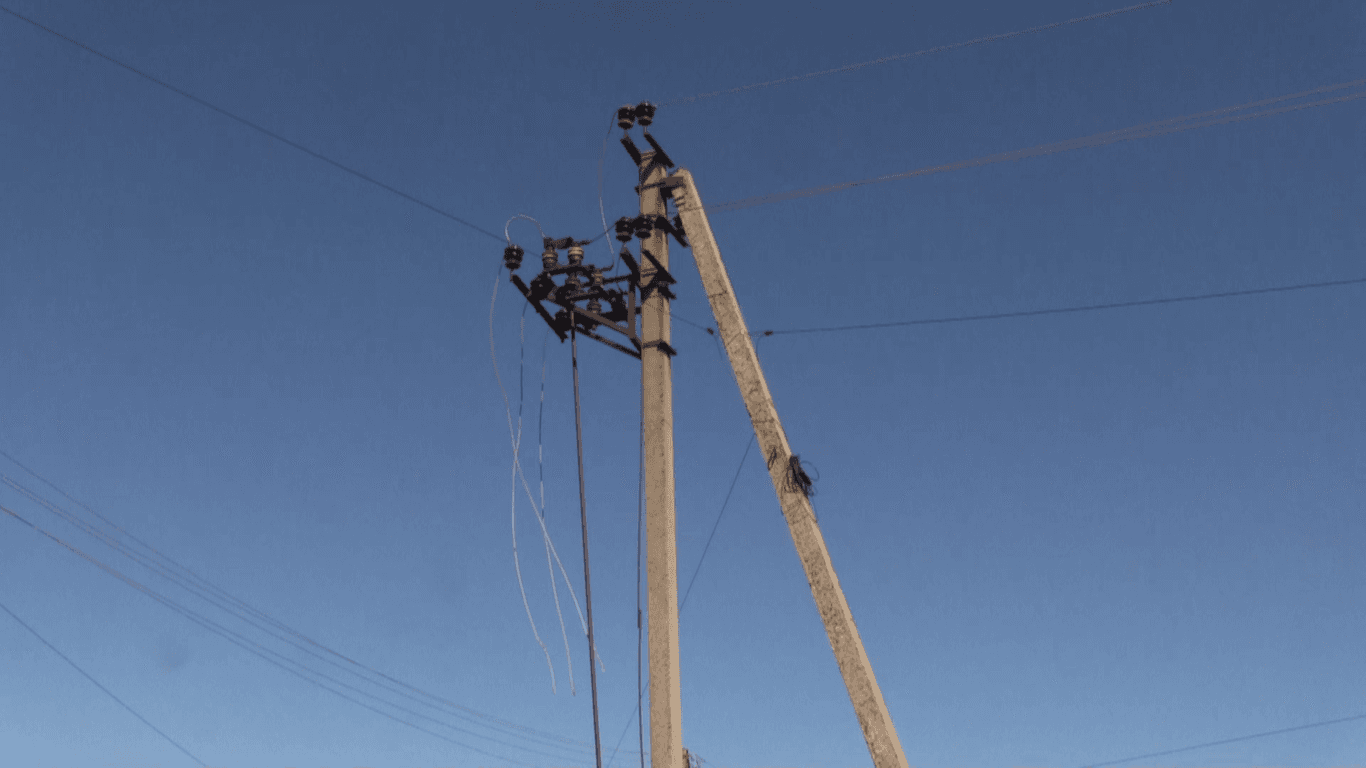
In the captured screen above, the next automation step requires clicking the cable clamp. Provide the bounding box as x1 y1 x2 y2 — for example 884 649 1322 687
641 340 677 357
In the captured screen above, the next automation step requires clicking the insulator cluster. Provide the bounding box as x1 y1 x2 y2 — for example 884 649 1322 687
616 101 655 130
499 104 680 359
614 213 688 252
502 234 636 341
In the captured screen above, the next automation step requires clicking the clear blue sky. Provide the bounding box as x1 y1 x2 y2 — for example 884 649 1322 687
2 1 1363 767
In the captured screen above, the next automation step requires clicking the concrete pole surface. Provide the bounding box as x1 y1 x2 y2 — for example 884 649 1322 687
639 150 684 768
667 168 911 768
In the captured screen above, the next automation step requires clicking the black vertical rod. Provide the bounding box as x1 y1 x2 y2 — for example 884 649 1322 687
571 324 605 768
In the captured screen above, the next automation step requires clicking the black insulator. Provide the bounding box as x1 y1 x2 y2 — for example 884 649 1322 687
616 105 636 130
634 217 653 240
567 245 585 266
542 248 559 270
615 217 635 243
503 244 524 271
586 297 602 314
588 267 604 289
634 102 655 127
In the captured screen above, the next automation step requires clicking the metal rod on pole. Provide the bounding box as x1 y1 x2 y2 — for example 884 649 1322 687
571 326 605 768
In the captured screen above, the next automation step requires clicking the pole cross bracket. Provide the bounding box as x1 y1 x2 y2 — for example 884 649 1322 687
641 339 677 357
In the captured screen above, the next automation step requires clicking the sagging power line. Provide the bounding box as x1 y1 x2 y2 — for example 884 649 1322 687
662 0 1172 106
0 4 504 243
756 276 1366 337
1080 711 1366 768
0 498 571 768
707 76 1366 213
0 451 621 766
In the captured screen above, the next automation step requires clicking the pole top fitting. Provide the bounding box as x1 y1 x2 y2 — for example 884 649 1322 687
634 102 655 127
616 102 656 131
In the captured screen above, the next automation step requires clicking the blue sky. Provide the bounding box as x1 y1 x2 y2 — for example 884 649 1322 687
1 1 1363 767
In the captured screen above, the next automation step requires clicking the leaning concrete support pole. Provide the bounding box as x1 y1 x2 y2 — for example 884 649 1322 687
668 168 911 768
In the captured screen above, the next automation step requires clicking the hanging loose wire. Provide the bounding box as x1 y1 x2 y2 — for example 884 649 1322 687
496 218 606 683
538 329 577 695
505 214 546 244
570 325 606 768
497 214 609 692
491 273 554 688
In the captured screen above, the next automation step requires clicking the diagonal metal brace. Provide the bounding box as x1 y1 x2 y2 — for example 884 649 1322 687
638 247 677 301
571 309 641 358
511 274 568 341
641 130 674 169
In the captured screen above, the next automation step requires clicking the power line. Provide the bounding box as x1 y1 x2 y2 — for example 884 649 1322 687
758 276 1366 336
662 0 1172 106
0 450 618 763
0 449 599 753
0 4 503 243
0 499 580 767
607 432 756 767
707 76 1366 213
1079 712 1366 768
0 597 208 767
681 434 754 610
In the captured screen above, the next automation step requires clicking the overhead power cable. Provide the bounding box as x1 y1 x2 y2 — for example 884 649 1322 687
662 0 1172 106
607 432 756 767
0 450 618 763
0 4 503 243
707 76 1366 213
0 501 559 767
757 276 1366 336
0 597 208 767
1080 711 1366 768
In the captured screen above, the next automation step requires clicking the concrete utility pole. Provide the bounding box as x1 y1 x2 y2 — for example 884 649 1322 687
638 148 685 768
504 105 901 768
667 168 912 768
501 100 690 768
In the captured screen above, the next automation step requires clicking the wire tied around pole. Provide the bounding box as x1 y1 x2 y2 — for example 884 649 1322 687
768 448 816 498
